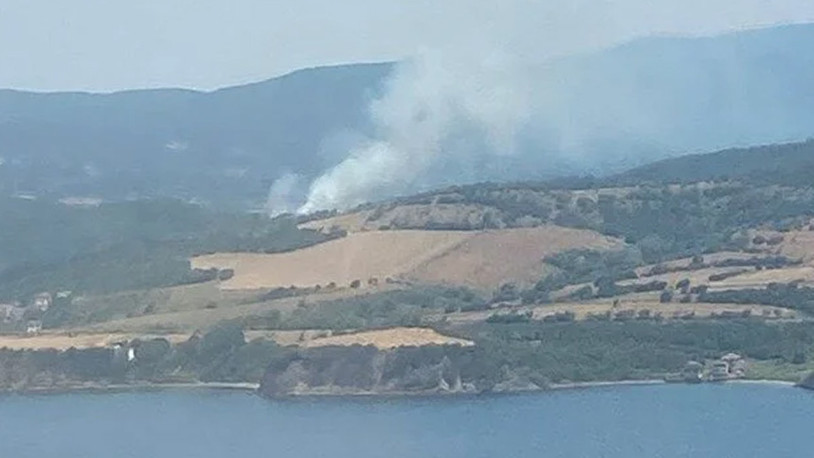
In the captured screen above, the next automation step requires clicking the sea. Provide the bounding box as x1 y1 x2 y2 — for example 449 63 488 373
0 383 811 457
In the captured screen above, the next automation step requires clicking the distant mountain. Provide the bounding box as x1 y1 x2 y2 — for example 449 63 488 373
0 63 393 207
2 24 814 208
532 23 814 171
609 139 814 186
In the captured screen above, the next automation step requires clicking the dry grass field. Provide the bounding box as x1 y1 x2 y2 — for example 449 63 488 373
247 327 473 348
70 281 261 318
634 252 765 277
0 332 189 350
193 226 621 291
712 266 814 289
300 327 474 349
775 230 814 261
618 266 750 289
192 230 471 290
407 226 621 289
443 299 794 325
80 287 391 334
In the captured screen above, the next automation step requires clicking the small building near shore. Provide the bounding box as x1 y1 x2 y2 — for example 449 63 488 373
710 361 730 379
708 353 746 380
721 353 746 377
26 320 43 335
681 361 704 382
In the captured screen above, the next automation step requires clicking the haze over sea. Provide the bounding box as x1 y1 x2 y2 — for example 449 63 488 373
0 383 811 457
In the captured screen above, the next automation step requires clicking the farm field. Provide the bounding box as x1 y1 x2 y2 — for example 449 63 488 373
193 226 620 291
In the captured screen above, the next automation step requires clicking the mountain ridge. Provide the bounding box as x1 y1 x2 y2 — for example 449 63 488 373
3 24 814 208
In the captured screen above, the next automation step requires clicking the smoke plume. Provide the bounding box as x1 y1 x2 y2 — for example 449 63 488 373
263 8 814 215
265 172 304 216
296 50 532 214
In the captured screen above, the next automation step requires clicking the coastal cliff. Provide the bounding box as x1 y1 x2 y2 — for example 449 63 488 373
258 345 544 397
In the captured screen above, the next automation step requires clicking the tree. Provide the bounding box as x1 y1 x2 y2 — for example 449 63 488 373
570 285 595 301
217 269 235 281
493 283 519 302
660 290 674 303
198 322 246 360
676 278 691 294
595 277 618 298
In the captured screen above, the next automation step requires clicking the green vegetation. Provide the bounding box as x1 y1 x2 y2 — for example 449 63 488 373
0 198 337 299
701 283 814 315
544 249 641 284
260 319 814 395
0 322 290 389
456 319 814 385
610 139 814 187
7 136 814 393
4 316 814 393
242 286 487 331
0 62 392 207
486 311 532 324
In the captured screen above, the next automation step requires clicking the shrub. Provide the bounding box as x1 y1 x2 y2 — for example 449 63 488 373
487 311 532 324
217 269 235 281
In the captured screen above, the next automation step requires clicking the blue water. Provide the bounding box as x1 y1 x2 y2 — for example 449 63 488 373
0 383 812 457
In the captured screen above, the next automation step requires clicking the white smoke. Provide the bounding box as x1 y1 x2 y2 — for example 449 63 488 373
263 9 814 216
296 50 532 214
265 172 304 216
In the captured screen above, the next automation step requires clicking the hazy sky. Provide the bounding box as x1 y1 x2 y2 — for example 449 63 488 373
2 0 814 92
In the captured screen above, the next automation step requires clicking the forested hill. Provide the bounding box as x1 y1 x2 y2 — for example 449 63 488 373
0 197 336 298
0 63 392 207
608 139 814 186
3 24 814 208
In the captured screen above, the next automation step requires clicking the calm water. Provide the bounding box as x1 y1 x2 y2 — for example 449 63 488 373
1 383 812 457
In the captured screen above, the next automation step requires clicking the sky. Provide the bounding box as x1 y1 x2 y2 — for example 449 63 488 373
1 0 814 92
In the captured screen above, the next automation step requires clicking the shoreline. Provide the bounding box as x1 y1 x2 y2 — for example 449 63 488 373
4 381 260 396
3 377 801 397
726 379 797 387
548 379 665 391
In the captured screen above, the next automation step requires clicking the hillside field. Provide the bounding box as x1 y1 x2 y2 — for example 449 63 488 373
191 226 621 291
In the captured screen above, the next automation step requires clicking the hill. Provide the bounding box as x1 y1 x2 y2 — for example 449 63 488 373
192 226 620 290
0 63 392 207
4 24 814 207
6 168 814 392
539 24 814 168
609 139 814 186
0 197 336 299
